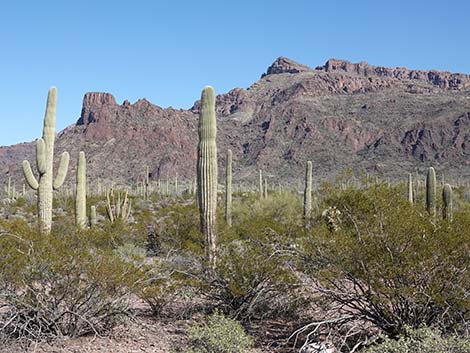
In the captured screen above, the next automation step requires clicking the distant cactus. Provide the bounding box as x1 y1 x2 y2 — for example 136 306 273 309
175 173 178 195
322 206 341 232
259 170 263 199
75 151 87 229
442 184 453 221
225 149 232 227
22 87 70 232
90 205 97 227
264 178 268 199
426 167 436 216
106 189 131 223
304 161 313 218
197 86 218 268
145 165 150 199
408 173 413 204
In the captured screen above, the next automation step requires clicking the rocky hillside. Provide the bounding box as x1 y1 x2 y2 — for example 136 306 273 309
2 57 470 187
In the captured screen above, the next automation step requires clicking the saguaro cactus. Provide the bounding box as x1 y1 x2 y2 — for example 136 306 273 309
426 167 436 216
90 205 97 227
259 170 263 199
197 86 218 268
408 173 413 204
442 183 453 221
75 151 87 229
264 178 268 199
225 149 232 227
22 87 70 232
144 165 150 200
175 173 178 195
304 161 313 218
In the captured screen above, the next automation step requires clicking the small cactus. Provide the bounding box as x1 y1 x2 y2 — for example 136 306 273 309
145 165 150 200
90 205 97 227
22 87 70 233
225 149 232 227
442 184 453 221
408 173 413 204
175 173 178 195
259 170 263 199
426 167 436 216
197 86 218 268
304 161 313 218
106 189 131 223
264 178 268 199
75 151 87 229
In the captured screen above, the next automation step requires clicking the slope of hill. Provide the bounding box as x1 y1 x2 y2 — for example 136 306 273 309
2 57 470 187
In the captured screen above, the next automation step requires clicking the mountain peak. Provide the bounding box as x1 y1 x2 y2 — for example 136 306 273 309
78 92 117 126
319 58 370 73
262 56 312 77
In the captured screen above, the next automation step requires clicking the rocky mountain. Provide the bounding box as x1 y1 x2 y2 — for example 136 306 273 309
2 57 470 188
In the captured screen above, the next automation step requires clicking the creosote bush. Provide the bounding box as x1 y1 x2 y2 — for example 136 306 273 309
0 219 144 342
301 184 470 338
186 310 253 353
365 326 470 353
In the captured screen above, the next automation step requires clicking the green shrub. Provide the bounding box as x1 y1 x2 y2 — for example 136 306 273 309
366 326 470 353
187 311 253 353
301 184 470 336
206 227 299 320
0 220 143 341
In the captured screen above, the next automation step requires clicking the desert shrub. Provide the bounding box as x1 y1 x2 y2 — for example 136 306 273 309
301 184 470 338
232 191 303 230
365 326 470 353
0 220 143 342
155 201 204 255
153 193 301 321
205 226 299 320
186 310 253 353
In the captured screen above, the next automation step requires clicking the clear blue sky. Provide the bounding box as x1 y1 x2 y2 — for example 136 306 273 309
1 0 469 146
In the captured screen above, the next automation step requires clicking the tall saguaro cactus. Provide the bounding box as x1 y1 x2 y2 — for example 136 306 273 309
442 183 453 221
75 151 87 229
22 87 70 232
426 167 436 216
197 86 218 268
408 173 413 204
304 161 313 218
225 149 232 227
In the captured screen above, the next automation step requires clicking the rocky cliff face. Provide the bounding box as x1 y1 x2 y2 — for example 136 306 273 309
2 57 470 188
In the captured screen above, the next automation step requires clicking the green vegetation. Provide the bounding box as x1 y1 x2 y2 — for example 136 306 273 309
186 311 253 353
365 326 470 353
1 87 468 352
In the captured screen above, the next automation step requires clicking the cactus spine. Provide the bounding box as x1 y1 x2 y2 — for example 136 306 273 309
197 86 218 268
442 184 453 221
304 161 313 218
22 87 70 232
225 149 232 227
75 151 87 229
426 167 436 216
408 173 413 204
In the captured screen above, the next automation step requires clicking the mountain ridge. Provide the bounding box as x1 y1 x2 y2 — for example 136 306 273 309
2 57 470 188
